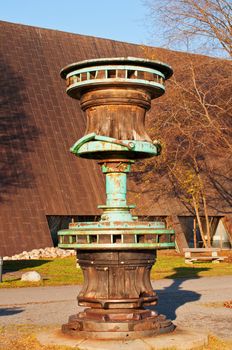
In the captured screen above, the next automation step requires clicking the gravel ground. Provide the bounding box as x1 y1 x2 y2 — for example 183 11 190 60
0 276 231 339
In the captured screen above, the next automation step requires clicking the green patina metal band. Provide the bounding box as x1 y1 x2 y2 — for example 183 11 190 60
67 79 165 97
60 57 173 80
66 65 166 79
71 140 159 157
58 242 175 250
70 133 160 156
98 205 136 209
58 229 174 234
65 221 167 229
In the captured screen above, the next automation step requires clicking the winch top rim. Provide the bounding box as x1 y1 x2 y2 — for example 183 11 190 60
60 56 173 80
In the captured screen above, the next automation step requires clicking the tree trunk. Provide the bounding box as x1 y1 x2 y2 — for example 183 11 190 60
202 192 211 247
193 217 197 248
192 197 208 248
196 170 211 248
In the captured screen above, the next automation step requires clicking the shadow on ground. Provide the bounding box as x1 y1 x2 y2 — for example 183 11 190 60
2 260 50 275
0 307 24 317
1 259 51 284
152 267 210 321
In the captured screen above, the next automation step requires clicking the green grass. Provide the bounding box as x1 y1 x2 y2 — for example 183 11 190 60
0 257 82 288
1 250 232 288
151 251 232 280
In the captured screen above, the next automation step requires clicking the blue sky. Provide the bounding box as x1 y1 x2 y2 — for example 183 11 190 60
1 0 154 45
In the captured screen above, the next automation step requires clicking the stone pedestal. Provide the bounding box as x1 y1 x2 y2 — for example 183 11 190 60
62 250 174 338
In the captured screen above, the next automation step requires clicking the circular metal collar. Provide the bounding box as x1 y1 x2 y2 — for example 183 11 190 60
60 57 173 80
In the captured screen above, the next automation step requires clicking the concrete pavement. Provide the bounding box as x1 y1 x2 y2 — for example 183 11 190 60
0 276 232 339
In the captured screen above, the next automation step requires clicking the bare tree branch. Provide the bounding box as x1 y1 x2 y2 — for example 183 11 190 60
145 0 232 57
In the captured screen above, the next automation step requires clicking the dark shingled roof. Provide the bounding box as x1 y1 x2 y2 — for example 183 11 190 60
0 21 231 255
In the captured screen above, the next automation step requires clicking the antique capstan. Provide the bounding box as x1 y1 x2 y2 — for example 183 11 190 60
58 57 175 339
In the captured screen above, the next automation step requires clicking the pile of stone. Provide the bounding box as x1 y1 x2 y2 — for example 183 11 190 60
3 247 76 260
